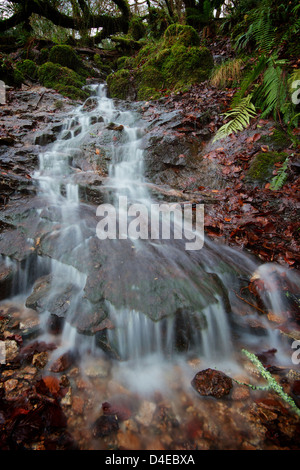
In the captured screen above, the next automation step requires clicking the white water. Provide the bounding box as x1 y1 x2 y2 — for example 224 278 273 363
3 84 298 383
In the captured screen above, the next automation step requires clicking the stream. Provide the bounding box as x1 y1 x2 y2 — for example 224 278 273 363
1 83 299 449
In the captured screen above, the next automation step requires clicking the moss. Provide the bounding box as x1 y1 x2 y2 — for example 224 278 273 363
128 16 146 41
13 68 25 87
49 45 87 76
16 59 38 80
37 62 87 100
246 151 288 184
39 48 49 65
163 24 200 47
116 56 127 70
93 54 112 75
55 85 89 101
134 42 158 66
111 36 142 53
107 69 132 100
136 65 164 100
258 128 292 151
162 44 213 87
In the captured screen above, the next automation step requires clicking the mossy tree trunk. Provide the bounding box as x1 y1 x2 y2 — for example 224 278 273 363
0 0 131 43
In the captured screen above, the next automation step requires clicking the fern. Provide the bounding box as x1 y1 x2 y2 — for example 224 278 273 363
232 55 267 106
213 94 256 142
241 349 300 418
234 4 275 54
269 157 289 190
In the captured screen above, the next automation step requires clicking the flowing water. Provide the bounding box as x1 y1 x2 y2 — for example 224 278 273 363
1 84 299 448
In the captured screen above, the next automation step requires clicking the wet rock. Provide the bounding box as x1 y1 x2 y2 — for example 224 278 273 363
0 261 15 300
82 97 98 112
4 339 19 362
34 130 56 146
47 313 65 335
72 396 85 414
4 378 18 393
25 274 81 318
84 358 109 378
90 115 104 125
18 340 56 363
135 400 156 427
117 430 142 450
92 414 119 438
19 314 41 340
0 136 15 146
102 396 137 421
191 368 233 398
32 351 48 369
61 130 72 141
50 351 76 373
106 122 124 131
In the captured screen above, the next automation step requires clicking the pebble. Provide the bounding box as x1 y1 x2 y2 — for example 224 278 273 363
32 351 48 369
72 396 85 414
135 400 156 427
4 378 18 393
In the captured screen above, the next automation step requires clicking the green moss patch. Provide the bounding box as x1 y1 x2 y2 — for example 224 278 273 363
107 69 132 100
108 23 213 101
246 151 288 185
136 65 165 100
162 44 213 88
38 62 88 101
163 24 200 47
49 45 87 76
16 60 38 80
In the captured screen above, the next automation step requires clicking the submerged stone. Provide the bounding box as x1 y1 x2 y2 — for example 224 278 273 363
191 368 233 398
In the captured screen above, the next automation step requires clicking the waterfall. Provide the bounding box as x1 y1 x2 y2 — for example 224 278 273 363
3 83 298 371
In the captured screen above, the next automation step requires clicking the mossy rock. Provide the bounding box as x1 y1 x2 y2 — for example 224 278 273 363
162 44 213 87
163 24 200 47
136 65 164 100
0 56 24 87
93 54 112 75
38 62 87 100
38 48 49 65
111 36 142 52
107 69 132 100
258 128 293 151
16 59 38 80
49 45 87 76
134 43 158 66
13 69 25 87
116 56 128 70
128 16 146 41
55 85 89 101
246 151 288 185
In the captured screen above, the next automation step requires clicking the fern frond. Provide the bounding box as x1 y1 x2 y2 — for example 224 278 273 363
213 95 256 142
269 157 289 190
256 59 288 119
234 5 275 53
232 55 267 106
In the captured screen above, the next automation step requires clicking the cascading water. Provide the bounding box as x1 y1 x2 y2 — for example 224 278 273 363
2 82 300 450
3 83 299 381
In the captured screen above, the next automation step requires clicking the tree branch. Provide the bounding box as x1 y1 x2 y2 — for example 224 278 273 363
0 0 131 36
